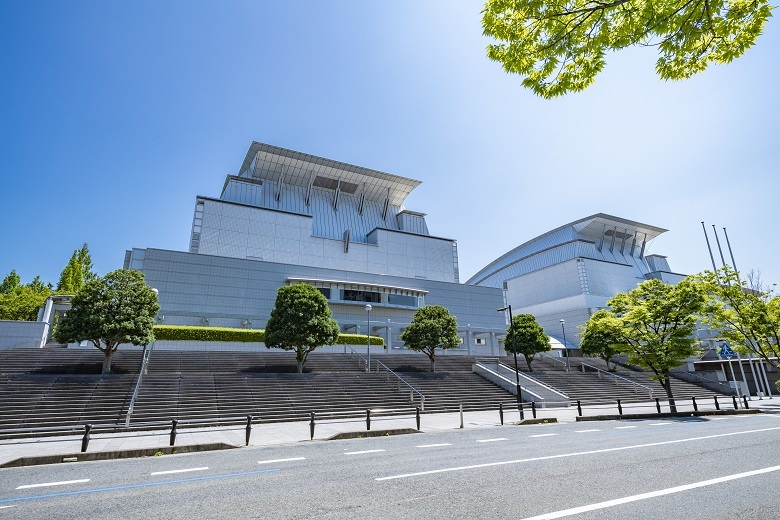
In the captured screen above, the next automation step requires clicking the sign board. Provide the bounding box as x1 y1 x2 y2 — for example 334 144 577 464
719 344 737 359
728 381 740 389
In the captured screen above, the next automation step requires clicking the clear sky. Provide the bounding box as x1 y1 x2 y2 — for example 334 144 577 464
1 1 778 289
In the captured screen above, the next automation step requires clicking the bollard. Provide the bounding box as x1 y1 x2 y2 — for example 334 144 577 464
714 395 720 410
366 409 371 431
617 399 623 416
655 398 661 414
743 395 749 410
170 419 178 447
577 400 582 417
531 401 537 419
81 424 92 453
416 407 421 431
692 396 698 412
309 412 315 440
245 415 253 446
459 403 464 429
518 402 525 421
732 395 739 410
499 403 504 425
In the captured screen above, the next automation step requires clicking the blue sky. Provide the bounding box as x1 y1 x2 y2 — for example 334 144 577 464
1 1 778 289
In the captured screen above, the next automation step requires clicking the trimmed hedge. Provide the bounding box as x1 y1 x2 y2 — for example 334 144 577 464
153 325 384 346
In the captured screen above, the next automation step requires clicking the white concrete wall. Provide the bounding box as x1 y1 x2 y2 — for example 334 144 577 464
0 321 48 349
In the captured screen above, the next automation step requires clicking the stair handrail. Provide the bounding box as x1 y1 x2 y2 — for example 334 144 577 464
538 353 569 370
493 361 570 400
669 369 733 391
474 358 570 402
375 360 426 410
580 361 654 398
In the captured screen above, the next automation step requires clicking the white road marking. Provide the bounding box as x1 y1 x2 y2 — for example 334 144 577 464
710 417 729 420
529 434 558 438
476 438 508 443
520 464 780 520
344 449 386 455
0 506 17 509
615 426 636 429
650 422 671 426
416 443 452 448
575 429 600 433
257 457 306 464
16 479 90 490
375 425 780 481
150 466 209 476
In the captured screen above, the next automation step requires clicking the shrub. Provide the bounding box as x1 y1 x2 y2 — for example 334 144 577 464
152 325 384 346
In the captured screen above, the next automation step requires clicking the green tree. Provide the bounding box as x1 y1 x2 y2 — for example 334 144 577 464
584 278 704 411
696 266 780 371
482 0 774 98
54 269 159 374
57 243 96 294
1 270 21 293
264 284 340 373
505 313 550 371
579 310 621 371
400 305 460 372
0 285 51 321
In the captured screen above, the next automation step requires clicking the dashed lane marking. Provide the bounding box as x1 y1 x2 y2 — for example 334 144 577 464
476 438 508 443
16 479 90 490
416 444 452 448
529 434 558 438
615 426 636 429
649 423 671 426
519 464 780 519
258 457 306 464
344 449 386 455
575 429 600 433
151 467 209 476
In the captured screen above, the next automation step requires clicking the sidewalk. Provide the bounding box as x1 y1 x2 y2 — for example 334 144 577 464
0 400 775 468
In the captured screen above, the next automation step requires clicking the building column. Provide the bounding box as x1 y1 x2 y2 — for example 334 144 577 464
489 332 496 356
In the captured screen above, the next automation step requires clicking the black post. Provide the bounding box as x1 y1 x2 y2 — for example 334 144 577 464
499 305 524 421
366 409 371 431
617 399 623 416
531 401 537 419
245 415 253 446
714 395 720 410
577 400 582 417
499 403 504 425
309 412 315 440
732 395 739 410
170 419 178 447
81 424 92 453
655 398 661 413
692 396 698 411
743 395 749 409
416 407 421 431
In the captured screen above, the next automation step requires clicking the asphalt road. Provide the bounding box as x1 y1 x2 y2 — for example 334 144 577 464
1 414 779 519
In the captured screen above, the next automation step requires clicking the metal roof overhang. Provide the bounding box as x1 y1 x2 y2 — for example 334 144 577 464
286 277 428 295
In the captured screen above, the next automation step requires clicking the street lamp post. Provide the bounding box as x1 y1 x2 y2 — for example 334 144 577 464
365 304 372 373
560 319 570 372
498 305 524 421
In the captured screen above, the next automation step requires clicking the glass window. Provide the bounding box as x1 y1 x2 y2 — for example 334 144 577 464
388 294 417 307
342 289 381 303
318 288 331 299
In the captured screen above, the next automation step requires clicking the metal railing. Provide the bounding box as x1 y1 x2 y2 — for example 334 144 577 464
579 362 655 398
375 360 426 410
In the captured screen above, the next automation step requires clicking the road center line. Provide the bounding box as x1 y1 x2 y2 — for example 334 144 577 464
476 438 507 443
529 434 557 438
151 467 209 476
416 443 452 448
575 429 600 433
375 425 780 481
258 457 306 464
520 464 780 520
615 426 636 429
344 449 385 455
16 479 90 490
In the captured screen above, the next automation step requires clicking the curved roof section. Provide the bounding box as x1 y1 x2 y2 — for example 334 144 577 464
238 142 421 207
466 213 667 286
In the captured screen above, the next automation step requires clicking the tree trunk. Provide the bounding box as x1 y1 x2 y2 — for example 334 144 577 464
661 373 677 412
296 348 304 373
102 347 114 374
524 354 533 372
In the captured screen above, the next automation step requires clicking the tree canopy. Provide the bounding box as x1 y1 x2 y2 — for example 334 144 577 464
696 266 780 371
578 309 622 370
504 313 550 371
0 270 21 294
482 0 774 98
264 283 340 373
57 243 96 294
400 305 460 372
54 269 159 374
583 277 704 410
0 271 52 321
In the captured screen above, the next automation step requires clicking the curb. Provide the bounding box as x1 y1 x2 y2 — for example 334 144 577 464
325 428 420 440
515 418 559 425
575 409 762 421
0 442 239 468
